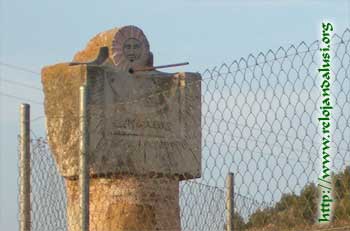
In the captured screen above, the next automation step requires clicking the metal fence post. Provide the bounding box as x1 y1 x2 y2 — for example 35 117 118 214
80 85 89 231
226 172 234 231
19 103 31 231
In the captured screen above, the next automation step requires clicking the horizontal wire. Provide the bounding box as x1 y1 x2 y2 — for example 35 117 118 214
0 61 40 75
1 78 42 91
30 115 46 122
0 38 349 107
1 37 349 78
0 91 43 105
10 35 350 231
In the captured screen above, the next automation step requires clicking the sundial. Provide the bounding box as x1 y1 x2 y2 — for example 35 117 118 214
41 25 202 231
42 25 201 178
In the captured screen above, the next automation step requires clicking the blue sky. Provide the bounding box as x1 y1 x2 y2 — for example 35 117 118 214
1 0 349 230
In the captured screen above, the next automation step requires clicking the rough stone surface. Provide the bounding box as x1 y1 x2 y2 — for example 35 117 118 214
73 26 153 71
42 65 201 179
42 25 202 231
41 63 87 176
88 67 202 179
66 177 180 231
73 28 119 63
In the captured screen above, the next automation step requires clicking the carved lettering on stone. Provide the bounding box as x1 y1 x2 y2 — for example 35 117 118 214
87 68 201 178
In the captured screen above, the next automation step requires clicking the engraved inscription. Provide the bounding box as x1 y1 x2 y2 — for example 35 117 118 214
100 71 184 141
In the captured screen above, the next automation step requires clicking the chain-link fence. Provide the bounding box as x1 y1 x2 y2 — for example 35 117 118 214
19 29 350 231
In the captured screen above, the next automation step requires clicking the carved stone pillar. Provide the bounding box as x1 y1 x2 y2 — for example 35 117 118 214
42 25 201 231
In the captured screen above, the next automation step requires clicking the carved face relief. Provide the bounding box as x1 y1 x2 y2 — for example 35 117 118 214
112 26 150 70
122 38 142 62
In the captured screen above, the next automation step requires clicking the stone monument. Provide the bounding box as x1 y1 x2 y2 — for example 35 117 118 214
41 25 201 231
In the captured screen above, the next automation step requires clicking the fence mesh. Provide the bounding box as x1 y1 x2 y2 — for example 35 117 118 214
19 29 350 231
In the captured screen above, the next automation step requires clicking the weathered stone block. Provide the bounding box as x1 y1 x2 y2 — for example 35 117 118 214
42 25 202 231
42 65 201 179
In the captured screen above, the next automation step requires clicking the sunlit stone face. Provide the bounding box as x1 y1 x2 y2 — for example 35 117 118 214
122 38 142 62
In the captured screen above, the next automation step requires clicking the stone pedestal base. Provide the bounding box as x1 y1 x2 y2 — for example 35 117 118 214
65 176 181 231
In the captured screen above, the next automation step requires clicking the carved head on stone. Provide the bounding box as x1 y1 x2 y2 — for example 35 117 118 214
112 26 152 70
43 25 202 179
73 25 153 71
